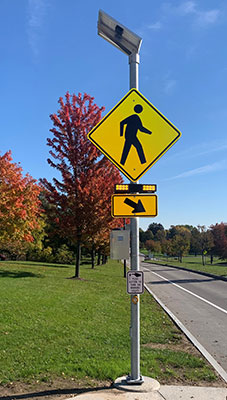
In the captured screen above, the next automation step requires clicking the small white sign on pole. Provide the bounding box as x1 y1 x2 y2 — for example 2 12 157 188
127 271 144 295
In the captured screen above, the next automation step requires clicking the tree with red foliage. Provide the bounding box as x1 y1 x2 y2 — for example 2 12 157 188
210 222 227 260
83 161 125 268
41 92 123 278
0 151 41 249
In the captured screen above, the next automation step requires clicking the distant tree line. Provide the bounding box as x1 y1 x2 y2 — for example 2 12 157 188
140 222 227 264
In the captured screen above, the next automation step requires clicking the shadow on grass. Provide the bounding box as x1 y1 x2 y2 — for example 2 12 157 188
185 261 205 265
0 385 112 400
215 262 227 267
5 261 70 269
0 270 43 279
81 260 92 265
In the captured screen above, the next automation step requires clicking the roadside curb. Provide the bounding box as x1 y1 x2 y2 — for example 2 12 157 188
143 261 227 282
144 283 227 384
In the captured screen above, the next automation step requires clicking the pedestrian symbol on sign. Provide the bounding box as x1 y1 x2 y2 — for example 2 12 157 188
120 104 152 166
87 88 181 182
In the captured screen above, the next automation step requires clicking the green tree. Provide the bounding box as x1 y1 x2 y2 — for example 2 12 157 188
190 227 201 256
148 223 164 239
170 226 191 262
139 228 154 248
197 225 214 265
155 229 166 242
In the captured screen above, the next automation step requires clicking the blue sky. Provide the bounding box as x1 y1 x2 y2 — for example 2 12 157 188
1 0 227 231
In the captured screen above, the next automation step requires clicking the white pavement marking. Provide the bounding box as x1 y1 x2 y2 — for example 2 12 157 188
148 270 227 315
145 284 227 383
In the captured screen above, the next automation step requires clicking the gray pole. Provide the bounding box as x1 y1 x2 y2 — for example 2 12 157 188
129 53 139 91
123 218 127 278
128 52 143 384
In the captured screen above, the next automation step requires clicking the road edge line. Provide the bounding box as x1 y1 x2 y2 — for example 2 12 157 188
144 283 227 384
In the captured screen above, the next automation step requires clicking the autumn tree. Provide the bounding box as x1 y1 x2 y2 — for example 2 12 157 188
145 239 161 254
196 225 214 265
169 226 191 262
81 161 124 268
139 228 154 248
161 238 173 259
210 223 227 260
0 151 42 256
41 92 123 278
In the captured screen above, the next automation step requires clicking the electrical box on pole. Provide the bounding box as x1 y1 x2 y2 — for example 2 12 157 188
110 230 130 260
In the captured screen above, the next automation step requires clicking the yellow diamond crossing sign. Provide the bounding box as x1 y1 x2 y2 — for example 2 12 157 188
88 89 181 182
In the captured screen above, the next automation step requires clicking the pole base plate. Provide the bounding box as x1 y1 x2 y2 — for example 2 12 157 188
114 375 160 392
126 374 144 385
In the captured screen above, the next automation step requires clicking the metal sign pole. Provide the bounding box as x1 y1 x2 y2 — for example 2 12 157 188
95 9 180 390
128 52 143 384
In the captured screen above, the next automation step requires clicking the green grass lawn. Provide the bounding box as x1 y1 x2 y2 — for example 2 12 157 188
0 259 219 385
144 254 227 277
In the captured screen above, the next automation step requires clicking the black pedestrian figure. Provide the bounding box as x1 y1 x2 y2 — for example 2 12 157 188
120 104 152 166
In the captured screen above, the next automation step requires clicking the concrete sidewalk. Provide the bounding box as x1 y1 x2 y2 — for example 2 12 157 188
70 385 227 399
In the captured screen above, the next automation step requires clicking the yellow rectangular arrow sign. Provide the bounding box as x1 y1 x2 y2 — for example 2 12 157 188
111 194 158 218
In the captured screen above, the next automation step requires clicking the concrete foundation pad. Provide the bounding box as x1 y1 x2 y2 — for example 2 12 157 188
68 385 227 400
73 388 163 399
114 376 160 392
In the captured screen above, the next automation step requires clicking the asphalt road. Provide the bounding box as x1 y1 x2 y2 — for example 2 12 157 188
141 262 227 374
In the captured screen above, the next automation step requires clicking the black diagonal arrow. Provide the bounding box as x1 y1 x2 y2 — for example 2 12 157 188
124 198 146 213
